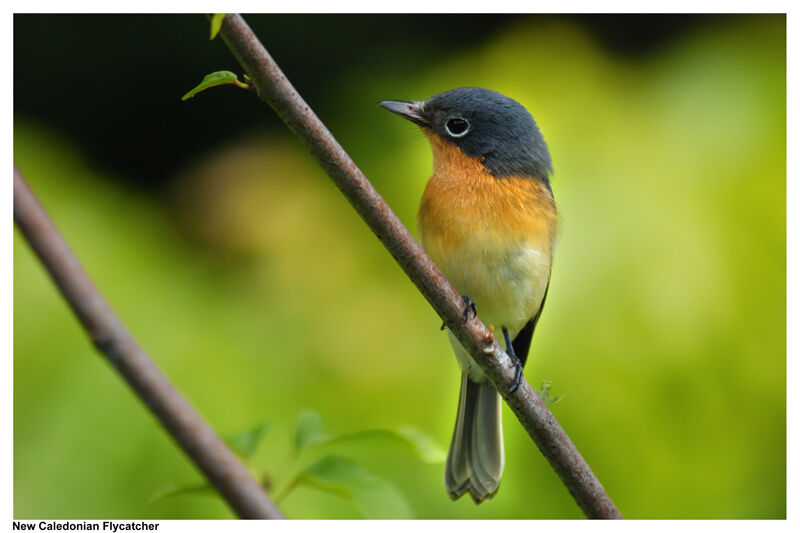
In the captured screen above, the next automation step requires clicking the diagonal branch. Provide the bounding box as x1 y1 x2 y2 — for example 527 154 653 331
13 166 283 520
216 14 622 519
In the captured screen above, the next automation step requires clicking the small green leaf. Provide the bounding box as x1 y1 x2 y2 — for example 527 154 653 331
394 426 447 464
149 482 214 503
316 427 446 464
209 14 226 40
224 421 271 459
181 71 248 101
297 456 413 519
295 410 331 450
536 380 564 406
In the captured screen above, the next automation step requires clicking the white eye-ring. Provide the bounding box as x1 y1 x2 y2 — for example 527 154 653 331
445 117 470 138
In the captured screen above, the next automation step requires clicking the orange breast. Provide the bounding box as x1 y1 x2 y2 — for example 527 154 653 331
418 135 558 253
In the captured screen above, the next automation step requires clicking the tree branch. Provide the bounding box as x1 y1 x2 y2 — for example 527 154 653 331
216 13 622 519
13 166 283 520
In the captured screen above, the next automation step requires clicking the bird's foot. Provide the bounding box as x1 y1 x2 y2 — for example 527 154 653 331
441 295 478 330
509 361 523 393
502 326 524 393
462 295 477 321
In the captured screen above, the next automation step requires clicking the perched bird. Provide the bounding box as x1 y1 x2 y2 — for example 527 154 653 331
380 88 557 503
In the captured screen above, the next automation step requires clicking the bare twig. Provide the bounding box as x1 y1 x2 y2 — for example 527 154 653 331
13 166 283 520
216 14 622 519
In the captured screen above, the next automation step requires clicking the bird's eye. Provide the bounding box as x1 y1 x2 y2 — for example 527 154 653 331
445 117 470 138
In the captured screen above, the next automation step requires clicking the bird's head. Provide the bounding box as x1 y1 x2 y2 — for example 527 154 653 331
380 87 552 181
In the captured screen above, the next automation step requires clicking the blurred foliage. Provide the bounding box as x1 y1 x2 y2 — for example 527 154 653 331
535 381 563 407
14 14 784 519
151 411 442 518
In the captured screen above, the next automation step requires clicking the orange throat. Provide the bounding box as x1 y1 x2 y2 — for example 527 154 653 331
418 135 558 251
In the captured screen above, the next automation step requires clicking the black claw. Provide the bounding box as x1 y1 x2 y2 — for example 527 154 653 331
440 296 477 331
508 365 523 394
462 295 477 321
503 327 524 393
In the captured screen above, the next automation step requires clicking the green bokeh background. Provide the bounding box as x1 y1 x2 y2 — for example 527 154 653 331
14 15 785 518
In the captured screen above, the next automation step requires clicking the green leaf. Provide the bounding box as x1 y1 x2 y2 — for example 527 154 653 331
181 71 248 101
318 427 446 464
393 426 447 463
149 482 214 503
275 417 440 504
294 410 331 450
536 380 564 406
224 421 271 459
209 14 226 40
297 456 413 519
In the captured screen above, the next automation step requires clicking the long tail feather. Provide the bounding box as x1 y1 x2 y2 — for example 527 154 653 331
444 373 504 503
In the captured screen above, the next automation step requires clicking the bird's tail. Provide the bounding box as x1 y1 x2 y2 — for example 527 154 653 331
445 372 504 503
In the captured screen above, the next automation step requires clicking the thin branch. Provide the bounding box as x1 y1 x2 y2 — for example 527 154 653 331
13 166 283 520
216 14 622 519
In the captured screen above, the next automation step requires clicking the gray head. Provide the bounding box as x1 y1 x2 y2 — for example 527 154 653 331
380 87 552 182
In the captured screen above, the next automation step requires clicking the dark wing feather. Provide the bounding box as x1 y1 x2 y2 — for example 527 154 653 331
512 281 550 368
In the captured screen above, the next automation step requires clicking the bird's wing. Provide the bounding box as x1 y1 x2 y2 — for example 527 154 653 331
512 280 550 368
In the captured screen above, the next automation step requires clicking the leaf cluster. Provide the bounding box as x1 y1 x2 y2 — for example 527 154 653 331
152 411 445 518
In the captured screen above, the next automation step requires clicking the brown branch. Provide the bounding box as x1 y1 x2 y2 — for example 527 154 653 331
216 14 622 519
13 166 283 520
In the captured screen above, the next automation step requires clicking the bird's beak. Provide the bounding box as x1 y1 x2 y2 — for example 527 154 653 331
379 100 429 127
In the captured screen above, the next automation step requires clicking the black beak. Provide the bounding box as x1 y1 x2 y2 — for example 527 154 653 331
379 100 429 127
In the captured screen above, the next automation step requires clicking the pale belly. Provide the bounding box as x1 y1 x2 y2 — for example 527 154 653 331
427 233 551 336
422 231 552 380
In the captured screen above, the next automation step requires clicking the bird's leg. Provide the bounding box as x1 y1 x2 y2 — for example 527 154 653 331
503 326 523 393
440 295 478 330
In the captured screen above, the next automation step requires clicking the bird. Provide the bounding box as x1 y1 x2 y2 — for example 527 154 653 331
380 87 557 504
